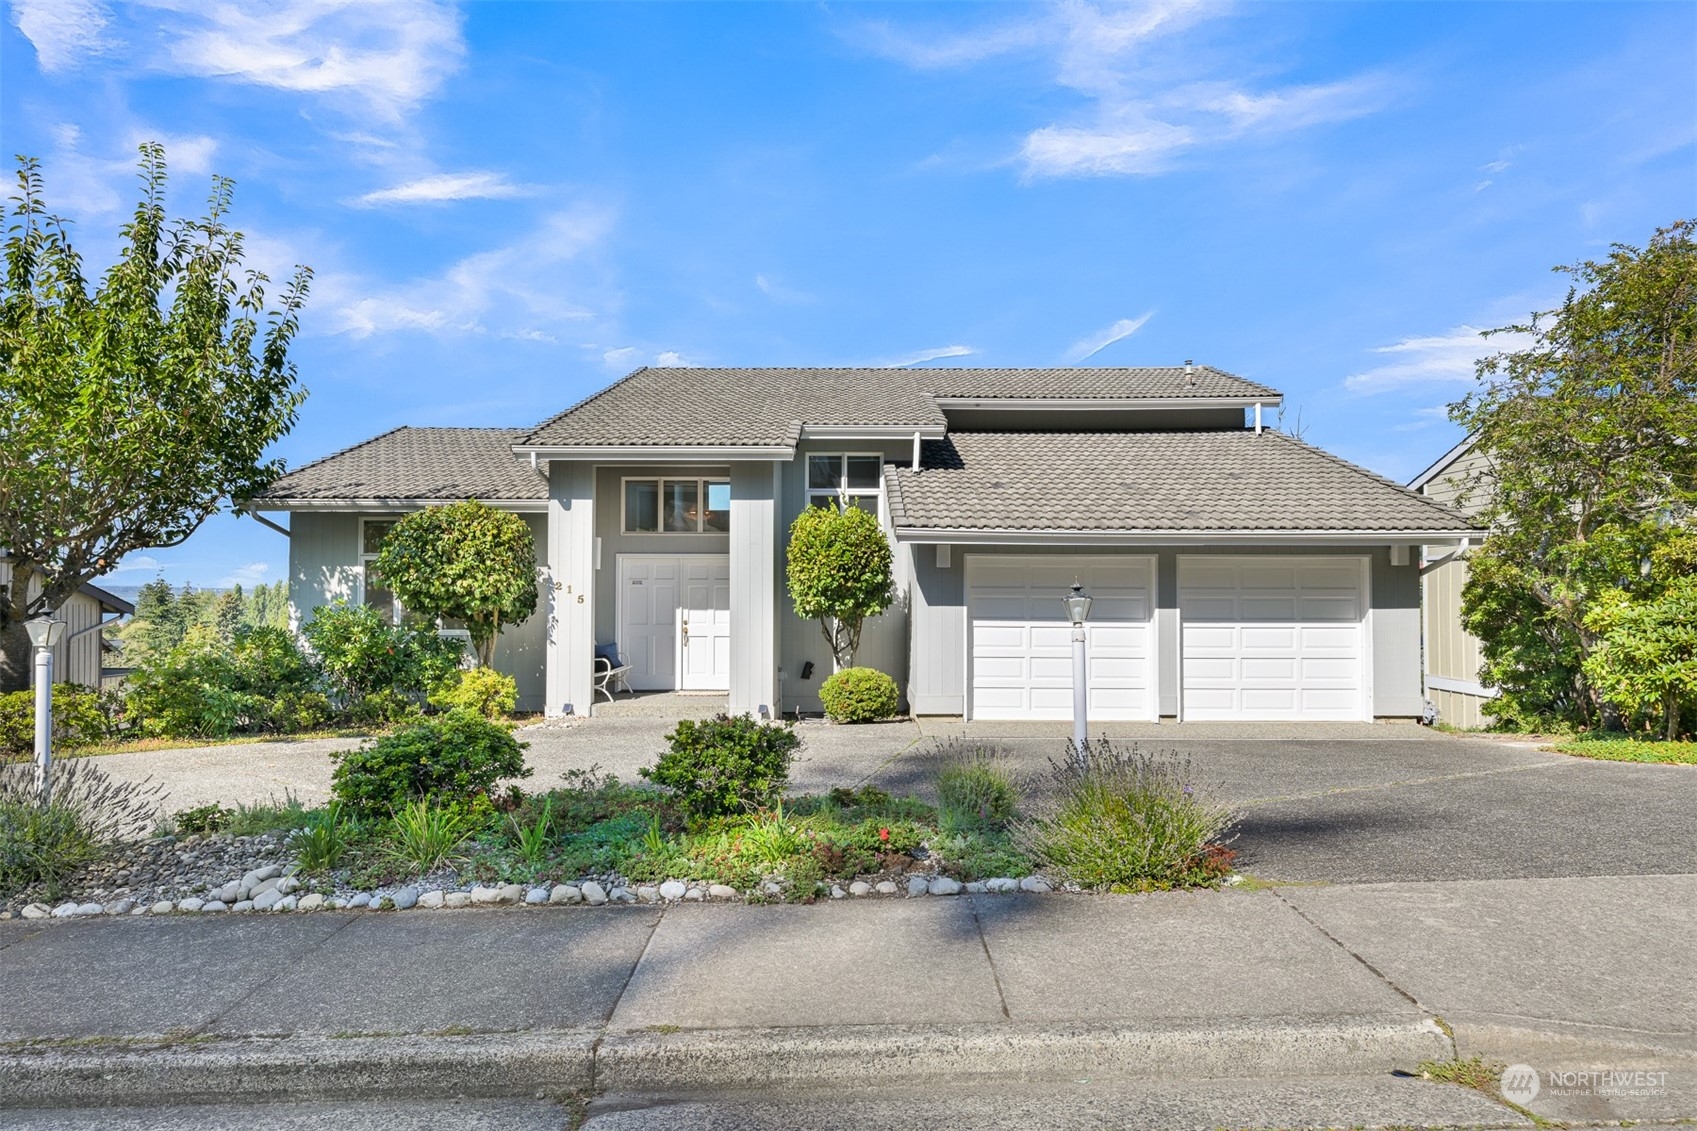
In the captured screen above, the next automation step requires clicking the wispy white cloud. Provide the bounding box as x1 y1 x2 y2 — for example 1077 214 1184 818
325 206 615 338
1344 325 1536 393
10 0 112 72
1063 311 1154 363
883 344 977 366
858 1 1390 180
653 351 689 367
355 171 532 206
147 0 465 120
218 561 271 588
754 273 816 305
109 554 164 577
596 346 694 371
32 125 220 218
1391 405 1455 433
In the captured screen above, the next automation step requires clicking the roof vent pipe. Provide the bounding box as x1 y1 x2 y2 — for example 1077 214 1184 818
1183 359 1195 386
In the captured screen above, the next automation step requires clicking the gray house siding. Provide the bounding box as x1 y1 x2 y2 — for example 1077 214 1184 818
287 510 549 713
1415 444 1494 728
908 543 1422 719
590 463 732 648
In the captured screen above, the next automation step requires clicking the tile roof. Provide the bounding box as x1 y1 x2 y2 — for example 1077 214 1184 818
520 366 1278 447
255 427 546 504
886 431 1483 534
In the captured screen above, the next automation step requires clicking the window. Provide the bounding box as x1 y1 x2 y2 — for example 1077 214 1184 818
623 478 731 534
359 519 401 624
808 454 883 516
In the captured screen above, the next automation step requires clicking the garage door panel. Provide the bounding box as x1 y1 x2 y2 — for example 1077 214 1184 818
970 556 1155 721
1181 557 1366 721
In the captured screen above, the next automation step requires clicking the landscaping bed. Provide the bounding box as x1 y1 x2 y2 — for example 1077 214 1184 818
1548 734 1697 765
1 716 1239 920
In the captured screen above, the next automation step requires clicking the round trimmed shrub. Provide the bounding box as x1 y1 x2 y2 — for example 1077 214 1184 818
330 710 531 817
818 667 899 723
430 667 518 719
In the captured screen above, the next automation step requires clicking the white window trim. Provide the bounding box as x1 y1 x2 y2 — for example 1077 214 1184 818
620 476 731 535
357 517 404 624
806 452 885 519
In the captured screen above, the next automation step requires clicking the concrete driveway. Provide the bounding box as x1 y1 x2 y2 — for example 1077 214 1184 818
85 718 1697 885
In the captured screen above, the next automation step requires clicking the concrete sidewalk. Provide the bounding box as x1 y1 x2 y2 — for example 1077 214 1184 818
3 875 1691 1125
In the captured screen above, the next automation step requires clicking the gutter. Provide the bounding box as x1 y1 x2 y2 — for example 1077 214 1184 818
932 395 1284 411
892 527 1486 547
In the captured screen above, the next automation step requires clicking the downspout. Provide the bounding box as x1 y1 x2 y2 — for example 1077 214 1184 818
1254 403 1263 434
240 510 292 539
912 431 921 470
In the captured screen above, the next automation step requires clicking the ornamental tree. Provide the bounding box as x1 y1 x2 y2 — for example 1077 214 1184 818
1451 219 1697 726
785 504 893 669
0 145 312 691
1582 577 1697 741
370 500 538 667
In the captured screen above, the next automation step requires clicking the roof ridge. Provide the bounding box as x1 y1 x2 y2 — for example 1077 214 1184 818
1263 430 1477 524
276 425 413 480
520 367 651 445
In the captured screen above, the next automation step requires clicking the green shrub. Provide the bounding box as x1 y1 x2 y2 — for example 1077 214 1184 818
1012 741 1236 892
125 625 323 738
430 667 518 719
331 710 530 817
302 602 465 714
934 740 1019 830
818 667 899 723
173 803 233 835
1 684 120 757
0 758 164 898
225 791 312 836
384 800 475 873
641 714 799 820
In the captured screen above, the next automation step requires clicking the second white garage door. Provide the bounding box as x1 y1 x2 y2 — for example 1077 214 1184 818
1179 556 1367 721
968 556 1156 721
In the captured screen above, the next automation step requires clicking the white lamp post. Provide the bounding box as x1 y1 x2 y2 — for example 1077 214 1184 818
1061 582 1092 760
24 616 66 806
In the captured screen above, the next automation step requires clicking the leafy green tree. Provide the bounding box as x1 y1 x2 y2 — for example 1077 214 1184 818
0 145 311 691
785 504 894 669
1583 577 1697 741
1451 219 1697 726
370 501 538 668
213 587 244 641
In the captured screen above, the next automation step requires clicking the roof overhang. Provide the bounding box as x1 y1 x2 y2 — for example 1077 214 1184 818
932 395 1283 411
798 423 947 441
247 498 549 513
76 581 134 616
894 526 1486 547
1408 433 1477 492
510 444 796 462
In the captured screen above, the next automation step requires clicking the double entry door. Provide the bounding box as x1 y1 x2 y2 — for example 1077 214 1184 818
617 555 730 691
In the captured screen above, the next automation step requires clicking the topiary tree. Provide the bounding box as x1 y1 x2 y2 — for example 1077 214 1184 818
786 505 893 669
1582 577 1697 741
371 500 538 667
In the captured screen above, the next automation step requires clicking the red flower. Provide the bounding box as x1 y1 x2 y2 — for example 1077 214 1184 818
879 827 890 842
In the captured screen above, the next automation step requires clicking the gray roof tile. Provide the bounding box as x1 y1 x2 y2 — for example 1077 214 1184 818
886 431 1481 534
521 366 1277 447
256 427 545 503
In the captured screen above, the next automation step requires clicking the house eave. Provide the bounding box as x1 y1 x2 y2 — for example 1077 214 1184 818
932 395 1284 411
892 526 1486 546
798 423 948 441
510 444 796 462
248 498 550 513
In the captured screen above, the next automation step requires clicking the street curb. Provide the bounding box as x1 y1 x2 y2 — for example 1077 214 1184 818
1 1017 1451 1109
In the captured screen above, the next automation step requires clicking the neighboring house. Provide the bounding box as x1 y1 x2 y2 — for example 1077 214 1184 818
0 558 135 689
1408 437 1495 728
251 366 1482 721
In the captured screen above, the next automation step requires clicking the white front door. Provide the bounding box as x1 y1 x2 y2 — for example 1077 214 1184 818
1179 556 1368 721
618 555 730 692
967 555 1157 721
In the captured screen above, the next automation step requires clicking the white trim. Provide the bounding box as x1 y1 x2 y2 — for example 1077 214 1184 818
800 424 946 441
619 475 732 535
1425 674 1500 699
257 499 548 512
514 444 795 460
356 517 403 624
933 395 1283 411
896 527 1482 546
1408 434 1477 492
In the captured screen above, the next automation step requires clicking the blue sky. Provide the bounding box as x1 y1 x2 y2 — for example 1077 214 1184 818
5 1 1694 590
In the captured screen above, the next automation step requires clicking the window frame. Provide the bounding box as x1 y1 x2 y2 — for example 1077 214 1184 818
620 476 732 535
806 452 885 519
357 517 404 624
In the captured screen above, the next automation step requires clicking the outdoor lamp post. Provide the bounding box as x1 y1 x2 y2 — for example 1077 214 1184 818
24 616 66 806
1062 582 1093 759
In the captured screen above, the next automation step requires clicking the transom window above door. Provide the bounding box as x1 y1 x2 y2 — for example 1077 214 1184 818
623 478 731 534
808 454 883 515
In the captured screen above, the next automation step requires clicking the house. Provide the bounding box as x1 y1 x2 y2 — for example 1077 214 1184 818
1408 436 1495 728
251 366 1484 721
0 557 135 689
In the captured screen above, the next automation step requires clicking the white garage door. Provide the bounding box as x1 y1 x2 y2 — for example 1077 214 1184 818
1180 556 1367 721
968 556 1156 721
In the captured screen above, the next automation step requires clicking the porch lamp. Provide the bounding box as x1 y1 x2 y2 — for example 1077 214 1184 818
24 616 66 806
1061 582 1092 759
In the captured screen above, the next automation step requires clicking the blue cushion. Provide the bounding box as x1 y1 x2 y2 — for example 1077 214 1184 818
594 642 621 665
